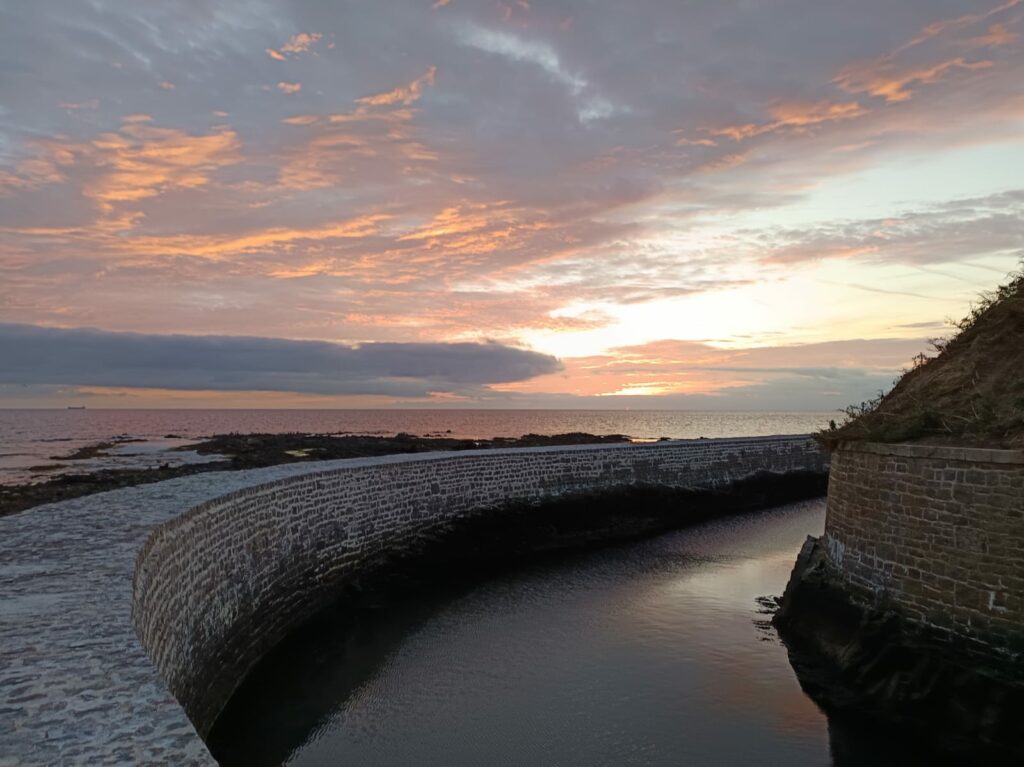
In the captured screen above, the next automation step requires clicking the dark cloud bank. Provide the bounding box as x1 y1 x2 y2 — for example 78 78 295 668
0 324 562 396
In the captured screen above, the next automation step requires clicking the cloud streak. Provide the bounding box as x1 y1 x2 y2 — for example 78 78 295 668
267 32 323 60
0 324 562 396
356 66 436 106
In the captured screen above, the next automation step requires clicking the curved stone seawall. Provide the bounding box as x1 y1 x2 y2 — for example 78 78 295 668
823 442 1024 656
133 436 825 742
0 436 823 766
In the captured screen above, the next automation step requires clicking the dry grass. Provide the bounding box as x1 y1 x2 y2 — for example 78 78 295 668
821 266 1024 449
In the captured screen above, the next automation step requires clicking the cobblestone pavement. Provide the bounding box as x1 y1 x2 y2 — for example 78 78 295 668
0 456 391 766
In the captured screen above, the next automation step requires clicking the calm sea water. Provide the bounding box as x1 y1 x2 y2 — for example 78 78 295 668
0 409 832 485
209 501 946 767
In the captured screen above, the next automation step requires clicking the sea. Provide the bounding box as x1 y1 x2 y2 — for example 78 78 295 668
0 409 833 486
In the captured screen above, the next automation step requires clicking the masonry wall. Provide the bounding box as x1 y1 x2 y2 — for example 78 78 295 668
823 442 1024 655
132 436 825 738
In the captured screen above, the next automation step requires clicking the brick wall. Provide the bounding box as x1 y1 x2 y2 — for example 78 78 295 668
824 442 1024 655
131 436 825 737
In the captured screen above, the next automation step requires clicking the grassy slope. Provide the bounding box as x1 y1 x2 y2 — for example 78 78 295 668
823 270 1024 449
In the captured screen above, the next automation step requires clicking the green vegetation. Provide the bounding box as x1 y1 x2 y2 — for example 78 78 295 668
821 265 1024 449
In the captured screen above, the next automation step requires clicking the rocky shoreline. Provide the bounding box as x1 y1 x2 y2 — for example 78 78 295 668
0 431 633 517
773 536 1024 765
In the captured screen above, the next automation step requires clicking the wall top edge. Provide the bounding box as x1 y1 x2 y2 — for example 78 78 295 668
138 434 822 550
839 441 1024 465
190 433 820 494
134 432 826 584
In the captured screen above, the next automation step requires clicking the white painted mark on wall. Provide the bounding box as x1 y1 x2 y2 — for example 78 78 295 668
826 534 845 567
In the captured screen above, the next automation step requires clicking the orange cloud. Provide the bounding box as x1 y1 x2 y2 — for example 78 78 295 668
961 22 1018 47
276 67 441 190
837 56 994 103
397 201 554 259
277 119 385 189
267 32 322 60
0 121 242 230
906 0 1020 52
277 81 302 94
281 114 320 125
85 123 240 214
0 138 80 194
835 0 1017 103
709 100 867 141
356 66 436 106
769 101 868 127
277 85 439 189
281 32 322 54
159 81 176 90
431 0 451 8
675 135 717 147
120 214 390 260
0 170 31 196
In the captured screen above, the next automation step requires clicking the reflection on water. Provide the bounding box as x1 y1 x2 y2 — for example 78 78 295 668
210 501 949 767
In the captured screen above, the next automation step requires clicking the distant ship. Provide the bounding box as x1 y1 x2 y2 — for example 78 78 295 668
66 406 86 410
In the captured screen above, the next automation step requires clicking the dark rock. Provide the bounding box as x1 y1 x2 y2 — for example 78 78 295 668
2 432 634 517
774 537 1024 764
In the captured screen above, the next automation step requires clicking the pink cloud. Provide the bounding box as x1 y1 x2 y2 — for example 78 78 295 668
356 67 436 107
267 32 322 60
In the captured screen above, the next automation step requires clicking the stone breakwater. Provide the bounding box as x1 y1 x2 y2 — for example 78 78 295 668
1 436 825 766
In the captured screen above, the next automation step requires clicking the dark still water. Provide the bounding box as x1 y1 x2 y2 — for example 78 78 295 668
210 500 927 767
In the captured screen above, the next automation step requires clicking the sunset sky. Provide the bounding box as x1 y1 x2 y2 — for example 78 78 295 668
1 0 1021 409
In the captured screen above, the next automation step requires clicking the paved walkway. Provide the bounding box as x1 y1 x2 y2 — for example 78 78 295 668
1 457 376 766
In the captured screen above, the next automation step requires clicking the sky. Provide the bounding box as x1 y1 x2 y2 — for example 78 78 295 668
0 0 1021 409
